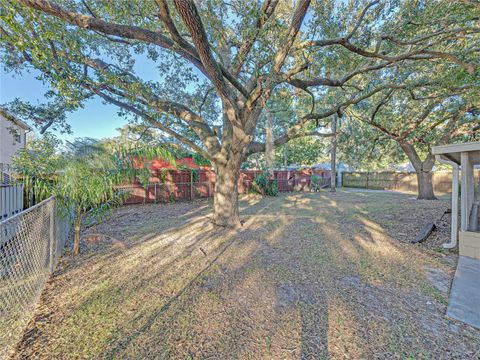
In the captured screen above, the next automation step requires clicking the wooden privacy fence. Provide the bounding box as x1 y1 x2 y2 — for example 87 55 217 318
120 169 331 204
0 184 24 220
342 170 480 194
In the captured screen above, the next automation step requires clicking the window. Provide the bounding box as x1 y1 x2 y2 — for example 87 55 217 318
14 133 21 143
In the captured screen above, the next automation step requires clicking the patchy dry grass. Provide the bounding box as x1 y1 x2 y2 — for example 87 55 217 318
11 190 480 359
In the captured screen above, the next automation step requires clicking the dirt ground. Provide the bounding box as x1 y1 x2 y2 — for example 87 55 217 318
12 190 480 359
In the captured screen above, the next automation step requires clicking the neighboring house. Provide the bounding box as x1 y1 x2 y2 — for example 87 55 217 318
389 162 447 172
311 162 350 172
0 108 32 166
388 162 416 172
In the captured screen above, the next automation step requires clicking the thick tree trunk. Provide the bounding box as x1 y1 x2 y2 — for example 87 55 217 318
399 142 436 200
265 110 274 176
212 155 242 228
416 170 437 200
330 115 337 192
73 206 82 256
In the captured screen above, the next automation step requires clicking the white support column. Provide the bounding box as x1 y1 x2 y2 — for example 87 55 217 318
461 152 474 231
437 155 459 248
450 165 460 247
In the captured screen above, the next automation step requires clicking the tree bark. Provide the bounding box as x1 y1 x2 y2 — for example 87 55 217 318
265 110 274 176
399 142 437 200
73 206 82 256
212 154 242 228
416 170 436 200
330 115 337 192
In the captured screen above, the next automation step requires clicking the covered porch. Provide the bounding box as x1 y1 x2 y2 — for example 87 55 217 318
432 141 480 329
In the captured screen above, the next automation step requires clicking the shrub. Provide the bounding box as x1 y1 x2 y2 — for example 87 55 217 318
265 180 278 196
192 152 211 166
252 172 278 196
311 174 323 192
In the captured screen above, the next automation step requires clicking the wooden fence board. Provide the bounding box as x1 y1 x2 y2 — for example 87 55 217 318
342 170 479 194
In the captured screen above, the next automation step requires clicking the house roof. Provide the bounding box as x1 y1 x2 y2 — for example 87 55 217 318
0 107 33 131
432 141 480 165
311 162 348 171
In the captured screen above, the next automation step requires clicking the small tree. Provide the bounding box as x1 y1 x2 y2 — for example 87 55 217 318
56 158 127 256
56 144 174 256
13 134 174 256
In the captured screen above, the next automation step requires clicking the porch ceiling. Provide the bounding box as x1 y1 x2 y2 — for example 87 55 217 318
432 141 480 165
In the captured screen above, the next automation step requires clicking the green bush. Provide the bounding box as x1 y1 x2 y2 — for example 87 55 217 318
192 152 211 166
311 174 323 192
253 172 269 189
265 180 278 196
252 172 278 196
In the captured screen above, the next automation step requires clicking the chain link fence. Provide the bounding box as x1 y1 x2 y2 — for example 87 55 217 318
120 171 332 205
0 197 71 359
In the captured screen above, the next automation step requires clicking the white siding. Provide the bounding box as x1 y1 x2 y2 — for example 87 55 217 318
0 114 26 165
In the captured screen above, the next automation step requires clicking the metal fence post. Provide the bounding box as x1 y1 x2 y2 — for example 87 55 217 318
49 200 55 273
190 170 194 201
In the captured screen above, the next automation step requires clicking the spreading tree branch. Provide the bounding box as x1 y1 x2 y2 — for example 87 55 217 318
17 0 249 97
231 0 279 75
173 0 236 105
248 131 334 155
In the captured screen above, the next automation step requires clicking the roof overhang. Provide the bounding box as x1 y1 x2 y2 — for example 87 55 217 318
432 141 480 165
0 108 33 131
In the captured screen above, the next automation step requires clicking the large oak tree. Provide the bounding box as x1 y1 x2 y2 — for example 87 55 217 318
344 39 479 199
1 0 478 226
348 87 479 199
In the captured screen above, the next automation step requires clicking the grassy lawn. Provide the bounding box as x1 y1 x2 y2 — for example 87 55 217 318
12 190 480 359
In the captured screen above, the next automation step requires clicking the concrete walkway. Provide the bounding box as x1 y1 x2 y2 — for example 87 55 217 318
447 256 480 329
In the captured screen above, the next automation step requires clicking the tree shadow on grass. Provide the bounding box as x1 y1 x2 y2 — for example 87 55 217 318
13 191 480 359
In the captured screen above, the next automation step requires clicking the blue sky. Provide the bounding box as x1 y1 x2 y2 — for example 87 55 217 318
0 3 321 144
0 66 129 142
0 51 205 142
